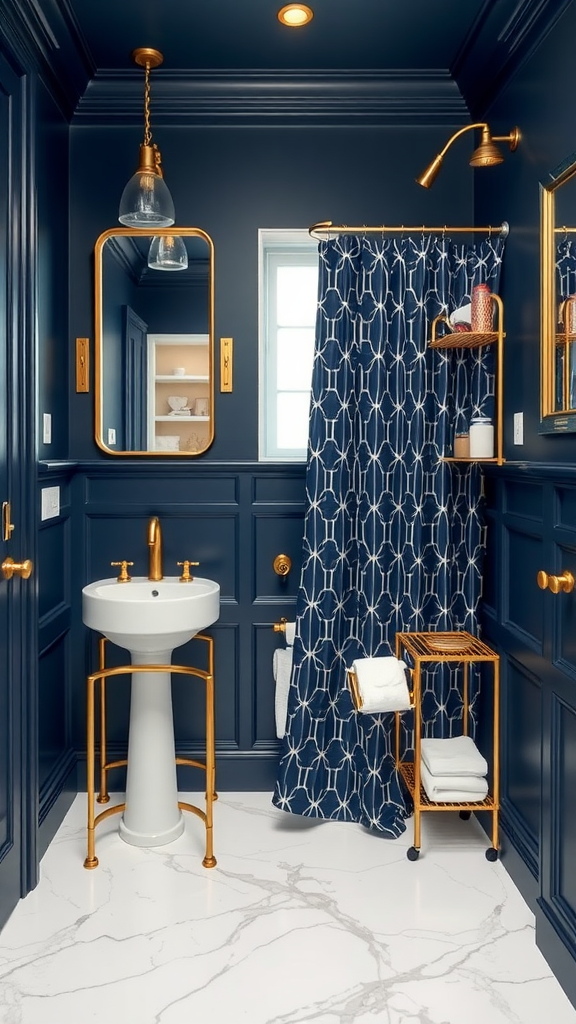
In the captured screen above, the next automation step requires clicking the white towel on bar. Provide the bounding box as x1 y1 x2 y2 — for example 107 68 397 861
273 647 293 739
284 622 296 646
420 761 489 803
420 736 488 778
351 657 411 714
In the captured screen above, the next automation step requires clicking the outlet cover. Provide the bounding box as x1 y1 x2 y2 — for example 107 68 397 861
108 428 116 445
43 413 51 444
513 412 524 445
41 486 60 521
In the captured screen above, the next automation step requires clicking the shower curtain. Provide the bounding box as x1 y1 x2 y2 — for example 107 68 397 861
273 232 505 836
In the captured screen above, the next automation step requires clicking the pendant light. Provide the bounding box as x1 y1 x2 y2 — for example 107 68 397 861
147 234 189 271
118 48 175 227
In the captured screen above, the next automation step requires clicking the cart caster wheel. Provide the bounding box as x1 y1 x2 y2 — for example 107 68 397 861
485 847 499 862
407 846 420 861
459 810 471 820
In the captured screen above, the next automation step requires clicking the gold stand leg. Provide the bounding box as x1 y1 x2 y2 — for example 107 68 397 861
97 638 110 803
84 672 99 869
413 663 421 851
202 669 217 868
492 658 500 851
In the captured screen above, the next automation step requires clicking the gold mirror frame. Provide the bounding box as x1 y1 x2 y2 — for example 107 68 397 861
540 153 576 432
94 226 215 456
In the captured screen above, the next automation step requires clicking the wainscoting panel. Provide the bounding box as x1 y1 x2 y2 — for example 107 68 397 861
501 653 541 877
503 521 545 650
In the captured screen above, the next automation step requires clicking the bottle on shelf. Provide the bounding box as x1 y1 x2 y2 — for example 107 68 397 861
469 416 494 458
471 283 493 332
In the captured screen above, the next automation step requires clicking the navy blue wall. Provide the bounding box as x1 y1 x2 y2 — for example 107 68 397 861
69 123 473 461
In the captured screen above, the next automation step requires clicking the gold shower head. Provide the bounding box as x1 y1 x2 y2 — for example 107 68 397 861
416 124 521 187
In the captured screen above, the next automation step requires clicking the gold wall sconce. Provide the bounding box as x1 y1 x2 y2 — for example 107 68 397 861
416 124 521 188
118 48 175 227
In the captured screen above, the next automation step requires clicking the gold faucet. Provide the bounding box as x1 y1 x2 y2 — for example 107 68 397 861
147 516 163 581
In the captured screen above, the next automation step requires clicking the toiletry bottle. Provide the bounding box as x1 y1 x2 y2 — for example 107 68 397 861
471 283 493 332
469 416 494 458
453 432 470 459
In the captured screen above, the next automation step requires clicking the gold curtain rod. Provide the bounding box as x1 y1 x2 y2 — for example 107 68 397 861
309 220 510 240
555 226 576 233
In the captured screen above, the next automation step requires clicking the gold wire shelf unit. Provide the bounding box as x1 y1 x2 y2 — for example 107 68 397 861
428 294 505 466
394 630 500 861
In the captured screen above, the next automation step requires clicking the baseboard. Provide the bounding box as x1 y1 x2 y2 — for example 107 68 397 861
75 748 280 792
37 751 78 861
536 899 576 1010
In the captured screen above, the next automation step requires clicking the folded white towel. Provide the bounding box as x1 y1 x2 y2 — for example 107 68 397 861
284 622 296 646
273 647 293 739
351 657 411 714
419 761 489 803
420 736 488 778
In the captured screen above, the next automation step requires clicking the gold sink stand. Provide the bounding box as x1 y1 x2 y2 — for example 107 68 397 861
84 633 217 870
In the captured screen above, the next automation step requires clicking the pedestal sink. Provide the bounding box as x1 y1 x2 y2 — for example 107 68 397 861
82 576 220 848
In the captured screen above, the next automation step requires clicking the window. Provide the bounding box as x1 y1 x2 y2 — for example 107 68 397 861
259 229 319 461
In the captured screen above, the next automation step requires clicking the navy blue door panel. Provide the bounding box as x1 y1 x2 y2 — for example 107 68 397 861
253 513 304 602
503 656 541 864
503 523 545 650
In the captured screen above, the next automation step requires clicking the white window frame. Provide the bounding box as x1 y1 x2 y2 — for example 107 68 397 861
258 228 319 462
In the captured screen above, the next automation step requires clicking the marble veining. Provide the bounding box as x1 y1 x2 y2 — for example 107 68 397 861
0 793 575 1023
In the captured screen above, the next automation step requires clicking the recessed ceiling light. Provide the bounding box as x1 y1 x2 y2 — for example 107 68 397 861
278 4 314 27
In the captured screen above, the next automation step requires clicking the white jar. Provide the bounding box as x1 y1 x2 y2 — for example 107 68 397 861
469 416 494 458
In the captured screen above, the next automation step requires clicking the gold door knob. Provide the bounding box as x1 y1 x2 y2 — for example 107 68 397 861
2 557 33 580
536 569 575 594
273 554 292 577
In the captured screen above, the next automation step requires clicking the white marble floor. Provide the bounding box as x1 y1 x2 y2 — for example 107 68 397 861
1 793 575 1024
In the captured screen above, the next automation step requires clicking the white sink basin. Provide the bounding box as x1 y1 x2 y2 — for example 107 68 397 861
82 576 220 655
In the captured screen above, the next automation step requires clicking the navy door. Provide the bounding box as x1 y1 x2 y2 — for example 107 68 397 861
0 54 36 930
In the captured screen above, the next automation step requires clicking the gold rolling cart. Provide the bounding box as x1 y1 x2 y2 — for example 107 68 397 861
394 631 500 861
84 633 217 870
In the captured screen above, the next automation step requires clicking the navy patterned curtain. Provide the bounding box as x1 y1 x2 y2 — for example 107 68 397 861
273 232 505 837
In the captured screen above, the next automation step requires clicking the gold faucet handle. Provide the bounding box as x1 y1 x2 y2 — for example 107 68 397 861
111 560 134 583
177 560 199 582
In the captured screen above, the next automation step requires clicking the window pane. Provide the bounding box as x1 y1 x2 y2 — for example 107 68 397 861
277 327 315 389
277 392 311 450
277 266 318 326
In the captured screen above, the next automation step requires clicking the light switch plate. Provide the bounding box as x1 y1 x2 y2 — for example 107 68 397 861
513 412 524 445
41 486 60 521
43 413 51 444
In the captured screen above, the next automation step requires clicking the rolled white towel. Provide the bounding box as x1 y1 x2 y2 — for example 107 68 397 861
419 761 489 803
351 657 411 714
273 647 293 739
284 621 296 646
420 736 488 778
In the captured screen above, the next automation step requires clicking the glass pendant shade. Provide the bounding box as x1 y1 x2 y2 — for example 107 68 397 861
148 234 189 271
119 144 175 227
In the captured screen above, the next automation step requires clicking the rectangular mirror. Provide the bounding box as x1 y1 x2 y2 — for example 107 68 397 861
540 153 576 432
94 227 214 455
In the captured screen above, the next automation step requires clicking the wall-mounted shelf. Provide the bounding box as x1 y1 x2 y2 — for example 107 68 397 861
429 293 505 466
154 415 209 422
154 374 209 382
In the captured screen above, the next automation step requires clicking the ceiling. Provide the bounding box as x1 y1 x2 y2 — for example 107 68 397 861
9 0 572 123
65 0 488 73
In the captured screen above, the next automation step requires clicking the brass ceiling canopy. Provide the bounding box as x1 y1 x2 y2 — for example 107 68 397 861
416 123 521 188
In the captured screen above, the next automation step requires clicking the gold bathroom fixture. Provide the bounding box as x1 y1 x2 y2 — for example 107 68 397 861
85 634 217 870
416 124 520 189
76 338 89 392
147 516 163 580
2 500 14 541
220 337 233 392
273 553 292 576
273 617 288 633
118 48 175 227
111 560 133 582
2 556 33 580
536 569 575 594
308 221 510 240
277 4 313 27
177 560 199 582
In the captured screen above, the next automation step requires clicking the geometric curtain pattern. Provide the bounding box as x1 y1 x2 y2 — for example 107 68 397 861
273 233 505 837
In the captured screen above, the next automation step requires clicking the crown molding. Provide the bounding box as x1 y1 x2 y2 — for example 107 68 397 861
452 0 574 115
72 69 469 127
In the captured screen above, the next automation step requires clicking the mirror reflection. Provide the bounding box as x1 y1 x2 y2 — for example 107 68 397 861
541 154 576 430
94 227 214 455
